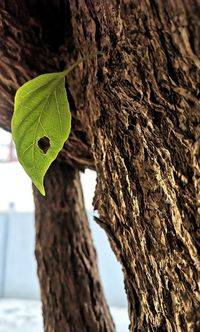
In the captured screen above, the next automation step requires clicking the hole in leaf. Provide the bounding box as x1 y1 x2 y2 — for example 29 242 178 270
38 136 50 154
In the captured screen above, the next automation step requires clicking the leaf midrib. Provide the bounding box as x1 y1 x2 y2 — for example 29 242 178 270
18 76 64 167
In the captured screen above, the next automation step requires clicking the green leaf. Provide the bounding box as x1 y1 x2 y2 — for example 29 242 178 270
11 71 71 196
11 51 104 196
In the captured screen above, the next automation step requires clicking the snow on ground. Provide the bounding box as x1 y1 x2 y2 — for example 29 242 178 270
0 300 42 332
111 307 129 332
0 299 129 332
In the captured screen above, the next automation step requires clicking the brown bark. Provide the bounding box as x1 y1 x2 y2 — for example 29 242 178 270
60 1 200 330
0 2 114 331
34 161 114 332
0 0 200 331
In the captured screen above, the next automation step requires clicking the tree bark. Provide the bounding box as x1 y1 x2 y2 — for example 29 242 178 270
0 0 200 331
62 1 200 330
0 2 114 331
34 161 114 332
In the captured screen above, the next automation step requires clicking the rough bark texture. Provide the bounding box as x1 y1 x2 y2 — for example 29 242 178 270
0 0 200 331
34 161 114 332
0 2 114 331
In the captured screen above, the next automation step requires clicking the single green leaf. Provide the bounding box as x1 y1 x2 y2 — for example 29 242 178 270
11 71 71 196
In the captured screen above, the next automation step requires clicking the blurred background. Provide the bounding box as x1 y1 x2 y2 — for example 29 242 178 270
0 128 129 332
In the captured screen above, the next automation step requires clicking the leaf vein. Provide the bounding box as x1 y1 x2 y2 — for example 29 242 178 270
54 87 62 132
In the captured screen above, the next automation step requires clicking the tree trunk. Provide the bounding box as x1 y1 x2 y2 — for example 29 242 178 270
0 2 114 331
62 1 200 330
0 0 200 331
34 161 115 332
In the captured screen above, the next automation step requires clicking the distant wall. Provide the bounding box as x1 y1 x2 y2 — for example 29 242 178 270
0 212 40 299
0 211 127 307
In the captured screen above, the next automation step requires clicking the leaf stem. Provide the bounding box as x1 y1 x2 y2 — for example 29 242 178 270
63 51 104 76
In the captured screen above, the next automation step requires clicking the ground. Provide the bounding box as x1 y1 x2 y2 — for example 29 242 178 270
0 299 129 332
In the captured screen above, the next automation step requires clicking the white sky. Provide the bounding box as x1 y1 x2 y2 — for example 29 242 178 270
0 129 96 211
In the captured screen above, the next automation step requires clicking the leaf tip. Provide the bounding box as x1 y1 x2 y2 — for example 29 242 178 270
34 181 46 196
39 184 46 196
40 188 46 196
